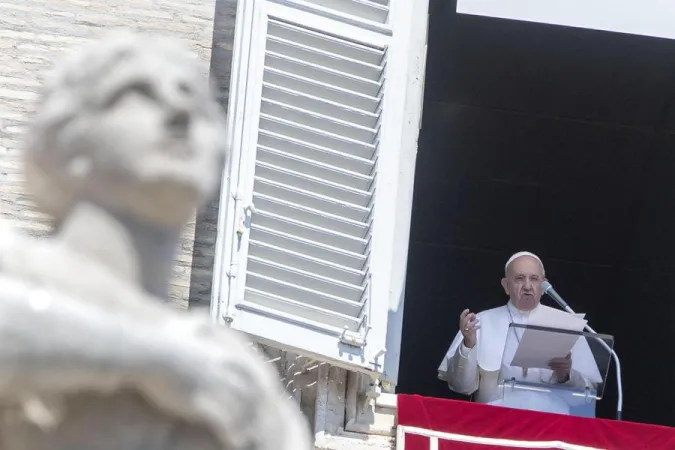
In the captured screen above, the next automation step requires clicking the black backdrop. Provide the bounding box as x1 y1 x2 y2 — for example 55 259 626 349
397 1 675 426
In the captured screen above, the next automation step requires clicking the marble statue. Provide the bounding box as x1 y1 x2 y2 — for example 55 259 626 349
0 31 312 450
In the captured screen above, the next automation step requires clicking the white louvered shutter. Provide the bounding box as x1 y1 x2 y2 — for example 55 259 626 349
216 0 426 377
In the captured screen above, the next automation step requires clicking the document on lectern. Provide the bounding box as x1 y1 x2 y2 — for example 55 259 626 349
510 308 588 370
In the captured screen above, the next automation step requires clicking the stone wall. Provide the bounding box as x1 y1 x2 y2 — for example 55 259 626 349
188 0 237 311
0 0 218 309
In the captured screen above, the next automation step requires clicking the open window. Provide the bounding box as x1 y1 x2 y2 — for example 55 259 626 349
213 0 428 382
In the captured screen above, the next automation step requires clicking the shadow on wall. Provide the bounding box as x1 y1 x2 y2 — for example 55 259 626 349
188 0 238 310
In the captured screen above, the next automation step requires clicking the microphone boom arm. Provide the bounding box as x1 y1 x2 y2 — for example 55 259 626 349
542 282 623 421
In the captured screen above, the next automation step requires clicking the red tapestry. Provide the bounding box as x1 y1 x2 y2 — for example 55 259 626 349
397 394 675 450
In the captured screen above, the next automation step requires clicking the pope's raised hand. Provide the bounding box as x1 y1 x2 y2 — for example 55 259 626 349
459 308 480 349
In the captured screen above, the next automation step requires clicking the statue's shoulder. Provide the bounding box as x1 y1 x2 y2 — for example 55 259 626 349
0 218 22 250
0 219 137 306
0 220 38 273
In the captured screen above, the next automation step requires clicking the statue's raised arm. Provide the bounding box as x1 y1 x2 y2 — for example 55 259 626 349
0 31 311 450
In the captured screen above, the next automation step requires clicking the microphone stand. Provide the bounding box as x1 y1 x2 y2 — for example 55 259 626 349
544 285 623 421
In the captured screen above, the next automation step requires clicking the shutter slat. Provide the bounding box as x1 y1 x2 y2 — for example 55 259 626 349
265 52 382 97
250 225 368 270
312 0 389 23
248 256 365 299
266 36 383 81
261 98 378 143
264 68 381 112
258 130 375 176
254 178 372 221
260 115 376 159
248 241 366 286
268 19 384 65
279 0 390 24
262 83 379 128
252 193 370 238
247 272 363 316
257 145 373 190
254 209 369 253
255 162 372 207
241 291 363 331
259 131 374 175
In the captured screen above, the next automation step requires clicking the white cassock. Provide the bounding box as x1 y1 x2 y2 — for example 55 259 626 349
437 302 602 416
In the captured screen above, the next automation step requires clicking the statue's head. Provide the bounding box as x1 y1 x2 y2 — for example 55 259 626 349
24 31 227 228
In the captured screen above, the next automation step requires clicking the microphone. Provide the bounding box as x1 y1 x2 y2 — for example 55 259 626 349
542 281 623 421
541 281 572 312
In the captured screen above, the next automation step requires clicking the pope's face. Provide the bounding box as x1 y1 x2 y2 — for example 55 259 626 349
501 256 545 311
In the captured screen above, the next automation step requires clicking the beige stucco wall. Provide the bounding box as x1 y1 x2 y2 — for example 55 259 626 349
0 0 218 309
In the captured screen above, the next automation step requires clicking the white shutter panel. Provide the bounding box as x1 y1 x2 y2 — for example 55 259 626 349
216 0 426 377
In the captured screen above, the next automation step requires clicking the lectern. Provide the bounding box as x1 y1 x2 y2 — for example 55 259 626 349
493 324 614 417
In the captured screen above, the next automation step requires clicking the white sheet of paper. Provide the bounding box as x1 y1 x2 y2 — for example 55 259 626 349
510 307 588 370
529 307 587 331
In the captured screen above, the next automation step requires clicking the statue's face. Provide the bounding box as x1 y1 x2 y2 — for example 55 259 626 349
26 35 226 227
75 56 224 225
95 63 210 166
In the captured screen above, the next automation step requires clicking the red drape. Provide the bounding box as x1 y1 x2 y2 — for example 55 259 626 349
397 394 675 450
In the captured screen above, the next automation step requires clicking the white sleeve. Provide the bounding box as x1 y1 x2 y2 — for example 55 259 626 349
446 343 480 395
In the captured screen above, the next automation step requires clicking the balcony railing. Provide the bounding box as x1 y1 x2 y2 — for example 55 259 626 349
396 425 602 450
